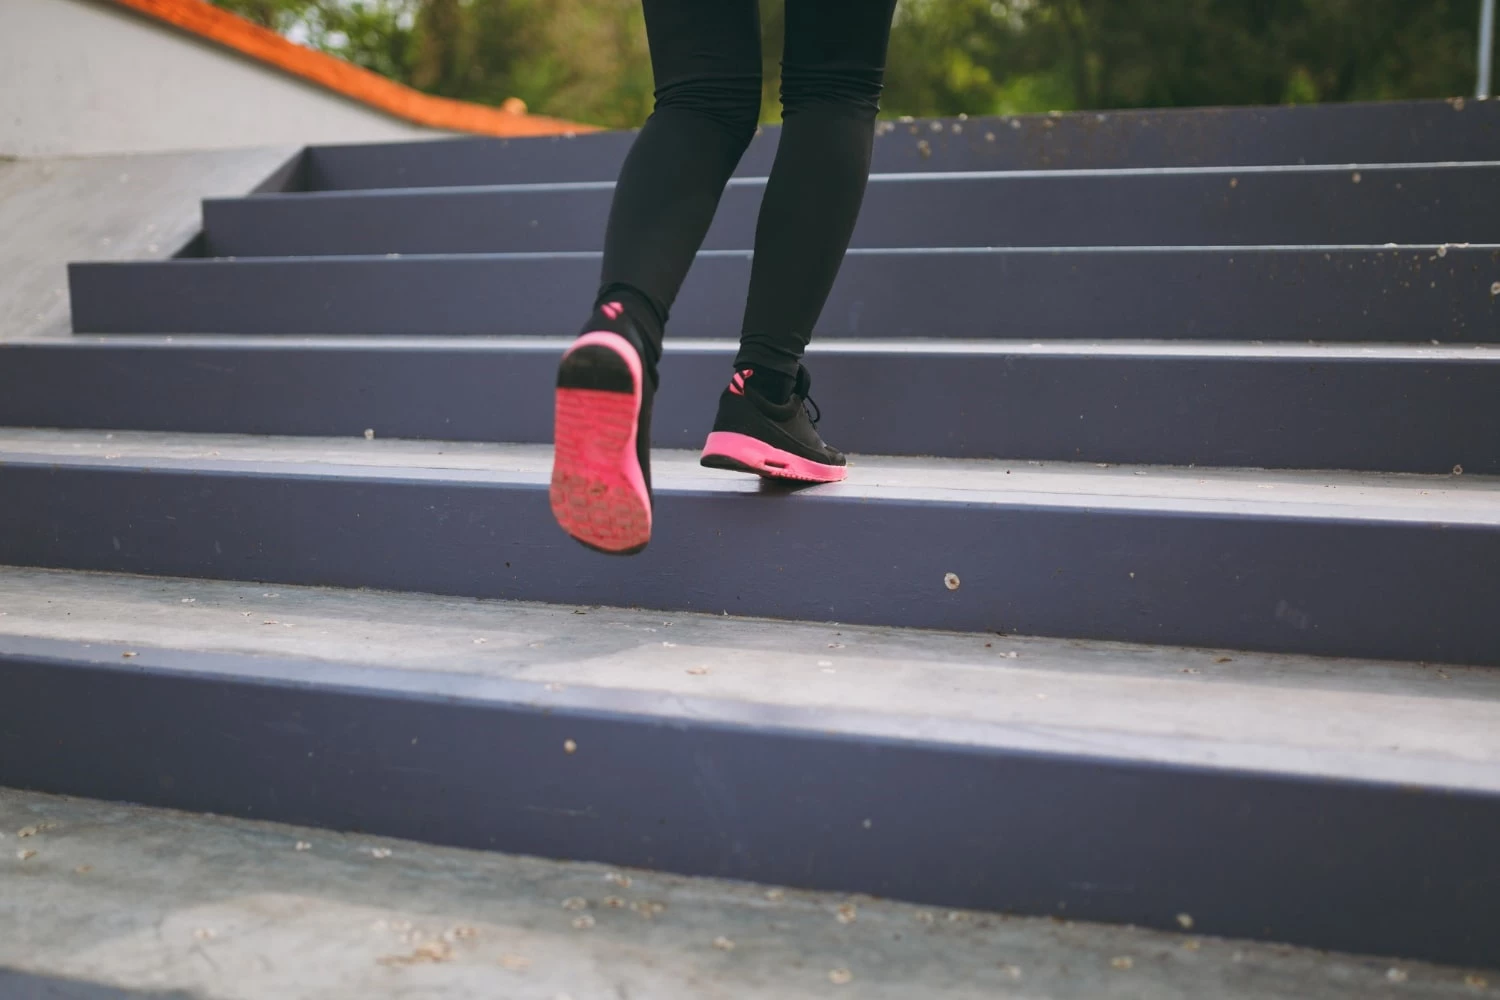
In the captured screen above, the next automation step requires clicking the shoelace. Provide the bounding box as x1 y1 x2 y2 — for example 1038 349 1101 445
801 393 822 425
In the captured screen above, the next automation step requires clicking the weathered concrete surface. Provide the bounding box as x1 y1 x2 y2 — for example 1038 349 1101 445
0 564 1497 792
0 789 1492 999
0 147 294 340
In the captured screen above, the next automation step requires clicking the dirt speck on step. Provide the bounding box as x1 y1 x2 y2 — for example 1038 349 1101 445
378 940 452 965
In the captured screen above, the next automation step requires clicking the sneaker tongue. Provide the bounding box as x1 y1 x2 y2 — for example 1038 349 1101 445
793 365 812 399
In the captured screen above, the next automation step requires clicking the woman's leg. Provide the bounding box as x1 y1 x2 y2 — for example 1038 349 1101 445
552 0 762 555
698 0 897 484
594 0 764 371
735 0 899 400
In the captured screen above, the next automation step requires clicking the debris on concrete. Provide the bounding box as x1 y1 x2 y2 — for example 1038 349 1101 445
377 940 452 966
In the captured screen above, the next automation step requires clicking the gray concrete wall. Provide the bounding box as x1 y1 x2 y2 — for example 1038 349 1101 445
0 146 297 339
0 0 444 157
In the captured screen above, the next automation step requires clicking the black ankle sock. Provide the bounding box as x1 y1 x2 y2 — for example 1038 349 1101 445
591 285 664 367
582 297 660 389
744 367 796 405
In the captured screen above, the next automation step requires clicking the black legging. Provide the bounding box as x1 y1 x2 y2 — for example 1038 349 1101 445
597 0 899 379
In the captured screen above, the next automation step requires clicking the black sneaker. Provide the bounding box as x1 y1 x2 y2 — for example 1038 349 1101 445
699 365 847 482
549 304 655 555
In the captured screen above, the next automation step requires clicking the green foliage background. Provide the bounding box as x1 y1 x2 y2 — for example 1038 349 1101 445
214 0 1487 128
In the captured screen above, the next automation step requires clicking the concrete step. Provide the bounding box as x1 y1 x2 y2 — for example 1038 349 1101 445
4 336 1498 475
4 788 1494 998
303 99 1500 190
68 245 1500 341
0 429 1496 664
200 163 1500 257
0 567 1496 968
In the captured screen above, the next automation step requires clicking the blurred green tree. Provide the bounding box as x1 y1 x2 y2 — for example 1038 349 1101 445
208 0 1488 127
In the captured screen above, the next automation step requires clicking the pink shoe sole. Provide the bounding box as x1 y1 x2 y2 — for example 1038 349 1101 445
700 431 847 483
550 331 652 555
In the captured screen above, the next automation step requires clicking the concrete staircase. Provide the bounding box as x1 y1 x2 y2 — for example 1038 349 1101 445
1 99 1498 972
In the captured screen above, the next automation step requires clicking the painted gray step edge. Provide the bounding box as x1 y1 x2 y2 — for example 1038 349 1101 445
0 440 1496 664
302 99 1500 189
66 247 1500 341
201 163 1500 256
1 635 1496 969
3 337 1499 474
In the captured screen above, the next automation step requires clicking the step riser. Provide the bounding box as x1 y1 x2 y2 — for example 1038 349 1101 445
306 100 1500 190
203 167 1500 257
68 248 1500 341
4 342 1498 474
1 639 1494 968
1 461 1495 665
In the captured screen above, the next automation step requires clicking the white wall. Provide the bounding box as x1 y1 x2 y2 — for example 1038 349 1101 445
0 0 446 157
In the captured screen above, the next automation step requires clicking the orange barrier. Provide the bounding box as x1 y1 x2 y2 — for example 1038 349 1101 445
109 0 597 137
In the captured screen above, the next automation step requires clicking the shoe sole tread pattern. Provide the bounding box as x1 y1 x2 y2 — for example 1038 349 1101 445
549 333 650 555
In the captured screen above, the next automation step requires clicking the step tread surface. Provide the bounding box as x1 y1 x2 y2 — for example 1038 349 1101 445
17 333 1500 360
3 787 1488 999
2 567 1497 793
0 429 1493 524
